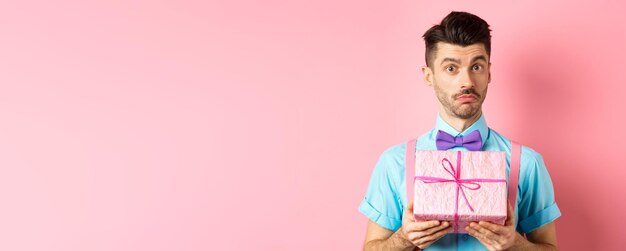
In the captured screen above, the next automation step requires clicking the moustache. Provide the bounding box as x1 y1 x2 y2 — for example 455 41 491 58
454 89 480 99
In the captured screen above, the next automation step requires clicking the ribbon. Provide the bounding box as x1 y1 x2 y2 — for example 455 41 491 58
414 151 506 232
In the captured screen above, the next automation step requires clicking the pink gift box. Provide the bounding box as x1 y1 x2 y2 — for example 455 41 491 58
412 150 507 233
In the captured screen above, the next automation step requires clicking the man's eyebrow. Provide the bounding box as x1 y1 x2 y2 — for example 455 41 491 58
440 55 488 65
440 57 461 65
471 55 488 63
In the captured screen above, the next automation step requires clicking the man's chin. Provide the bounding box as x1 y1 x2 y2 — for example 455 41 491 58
451 107 480 119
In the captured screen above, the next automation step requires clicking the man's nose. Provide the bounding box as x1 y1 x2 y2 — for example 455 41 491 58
459 69 475 89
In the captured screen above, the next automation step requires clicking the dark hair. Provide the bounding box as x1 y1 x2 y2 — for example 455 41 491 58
423 11 492 67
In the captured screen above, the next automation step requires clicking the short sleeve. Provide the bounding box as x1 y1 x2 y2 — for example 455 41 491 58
358 147 404 231
516 147 562 233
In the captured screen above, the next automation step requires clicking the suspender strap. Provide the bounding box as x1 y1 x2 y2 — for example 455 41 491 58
405 139 419 251
509 141 521 213
405 138 417 203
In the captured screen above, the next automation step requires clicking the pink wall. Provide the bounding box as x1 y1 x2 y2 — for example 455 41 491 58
0 1 624 250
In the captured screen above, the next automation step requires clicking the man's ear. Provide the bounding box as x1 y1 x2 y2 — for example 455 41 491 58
421 65 434 87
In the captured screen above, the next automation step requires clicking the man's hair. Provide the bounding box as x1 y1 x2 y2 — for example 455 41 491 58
423 11 492 67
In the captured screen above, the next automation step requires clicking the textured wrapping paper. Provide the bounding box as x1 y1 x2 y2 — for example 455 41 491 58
413 150 507 233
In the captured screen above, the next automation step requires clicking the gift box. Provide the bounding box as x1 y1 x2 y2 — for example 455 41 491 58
413 150 507 233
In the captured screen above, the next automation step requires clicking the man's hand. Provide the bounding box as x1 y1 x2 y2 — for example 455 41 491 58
400 200 452 249
465 202 518 251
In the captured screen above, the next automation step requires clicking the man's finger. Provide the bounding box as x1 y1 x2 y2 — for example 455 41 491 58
478 221 505 234
403 200 415 222
468 222 498 242
505 202 515 226
405 220 442 232
420 221 450 237
465 225 497 246
417 225 452 249
413 223 451 248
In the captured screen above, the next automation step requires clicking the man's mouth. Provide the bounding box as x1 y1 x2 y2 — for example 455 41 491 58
456 94 477 103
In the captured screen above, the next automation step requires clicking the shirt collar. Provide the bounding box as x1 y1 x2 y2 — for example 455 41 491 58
434 113 490 142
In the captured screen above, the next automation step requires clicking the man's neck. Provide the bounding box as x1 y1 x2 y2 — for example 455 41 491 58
439 110 482 133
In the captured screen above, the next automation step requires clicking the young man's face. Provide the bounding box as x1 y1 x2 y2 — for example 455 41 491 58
422 42 491 119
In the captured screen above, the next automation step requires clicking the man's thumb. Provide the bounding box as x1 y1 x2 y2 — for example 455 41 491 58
406 199 414 214
404 200 415 222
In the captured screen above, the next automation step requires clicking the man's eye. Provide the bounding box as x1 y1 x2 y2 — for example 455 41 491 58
446 66 456 72
473 65 482 71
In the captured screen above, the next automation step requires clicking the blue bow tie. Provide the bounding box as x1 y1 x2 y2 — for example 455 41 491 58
435 130 483 151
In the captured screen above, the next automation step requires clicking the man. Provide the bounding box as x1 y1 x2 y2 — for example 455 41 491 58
359 11 560 250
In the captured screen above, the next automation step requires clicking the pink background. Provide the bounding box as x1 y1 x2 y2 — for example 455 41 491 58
0 1 624 250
